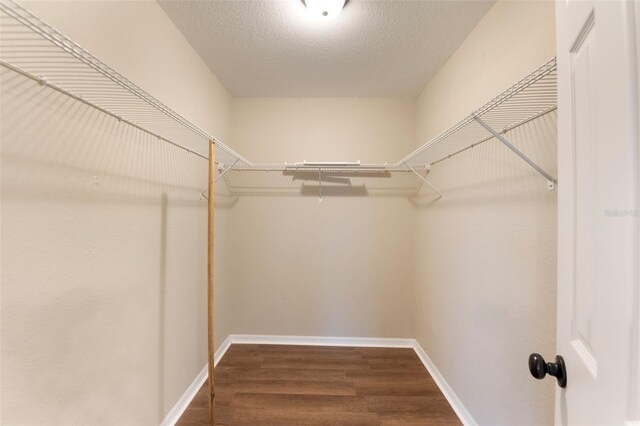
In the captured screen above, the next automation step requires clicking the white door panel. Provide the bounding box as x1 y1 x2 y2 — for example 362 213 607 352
556 0 639 424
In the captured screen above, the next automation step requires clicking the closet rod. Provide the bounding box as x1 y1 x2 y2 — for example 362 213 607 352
0 59 209 161
217 166 421 172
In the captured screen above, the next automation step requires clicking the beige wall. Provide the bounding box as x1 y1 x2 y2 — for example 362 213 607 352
1 1 231 424
227 98 416 338
414 1 557 425
1 1 560 424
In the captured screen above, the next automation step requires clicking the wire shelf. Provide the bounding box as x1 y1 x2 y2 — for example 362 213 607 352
397 58 557 169
0 0 557 199
0 0 245 162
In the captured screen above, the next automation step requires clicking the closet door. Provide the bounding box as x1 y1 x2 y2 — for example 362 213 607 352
555 1 639 424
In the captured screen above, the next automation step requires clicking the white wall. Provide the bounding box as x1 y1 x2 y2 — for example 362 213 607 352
413 1 557 425
226 98 416 338
1 1 231 424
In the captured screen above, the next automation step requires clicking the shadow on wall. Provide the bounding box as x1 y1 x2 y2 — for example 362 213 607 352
218 168 424 199
1 68 208 424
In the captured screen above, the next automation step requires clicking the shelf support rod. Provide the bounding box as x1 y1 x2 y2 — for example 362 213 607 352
404 163 443 199
473 115 557 185
215 159 239 183
201 159 239 199
413 168 428 196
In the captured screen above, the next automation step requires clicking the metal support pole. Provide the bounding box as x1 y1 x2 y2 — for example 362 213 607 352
473 115 557 185
318 168 322 202
404 163 443 199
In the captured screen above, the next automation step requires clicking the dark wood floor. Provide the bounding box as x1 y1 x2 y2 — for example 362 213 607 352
177 344 461 425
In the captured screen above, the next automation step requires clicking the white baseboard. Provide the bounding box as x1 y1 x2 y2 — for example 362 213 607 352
228 334 415 348
161 335 233 426
214 335 233 365
160 364 207 426
412 340 477 426
161 334 474 426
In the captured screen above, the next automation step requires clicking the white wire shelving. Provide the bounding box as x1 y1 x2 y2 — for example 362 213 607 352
396 58 557 182
0 0 557 199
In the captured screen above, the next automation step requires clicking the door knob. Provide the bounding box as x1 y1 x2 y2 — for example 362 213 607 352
528 353 567 388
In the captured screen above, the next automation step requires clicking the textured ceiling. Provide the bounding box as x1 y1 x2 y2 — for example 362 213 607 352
159 0 494 97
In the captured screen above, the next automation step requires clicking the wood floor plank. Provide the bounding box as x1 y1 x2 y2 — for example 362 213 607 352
259 351 365 361
228 378 356 396
216 356 262 369
354 381 442 397
230 393 368 413
347 370 432 384
368 358 427 371
176 344 461 425
261 357 371 371
217 366 348 381
365 395 454 412
226 407 381 426
354 348 419 360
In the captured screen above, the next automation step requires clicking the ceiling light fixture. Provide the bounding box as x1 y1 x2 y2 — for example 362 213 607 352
303 0 346 19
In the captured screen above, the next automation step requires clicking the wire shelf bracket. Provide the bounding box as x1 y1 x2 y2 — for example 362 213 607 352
395 57 558 195
404 163 443 199
473 115 557 190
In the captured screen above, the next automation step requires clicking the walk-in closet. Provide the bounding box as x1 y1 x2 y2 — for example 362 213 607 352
2 0 639 425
